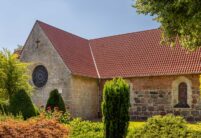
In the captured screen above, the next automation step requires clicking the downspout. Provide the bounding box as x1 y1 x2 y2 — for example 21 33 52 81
89 42 101 118
97 79 101 118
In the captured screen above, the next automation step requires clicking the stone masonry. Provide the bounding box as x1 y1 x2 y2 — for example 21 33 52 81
128 75 201 121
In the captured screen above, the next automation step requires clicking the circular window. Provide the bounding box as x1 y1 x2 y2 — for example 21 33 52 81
32 65 48 88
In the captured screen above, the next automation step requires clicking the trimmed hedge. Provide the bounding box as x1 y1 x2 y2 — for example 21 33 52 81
46 89 66 113
9 89 37 119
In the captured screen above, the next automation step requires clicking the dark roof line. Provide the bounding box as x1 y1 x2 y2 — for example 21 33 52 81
36 20 160 41
90 28 160 41
36 20 88 41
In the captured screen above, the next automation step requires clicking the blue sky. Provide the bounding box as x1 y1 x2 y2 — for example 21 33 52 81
0 0 159 51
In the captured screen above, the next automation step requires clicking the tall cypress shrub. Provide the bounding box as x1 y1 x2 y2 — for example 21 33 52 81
46 89 66 113
102 78 130 138
9 89 37 119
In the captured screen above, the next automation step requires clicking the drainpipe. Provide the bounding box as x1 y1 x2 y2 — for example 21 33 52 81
97 79 101 118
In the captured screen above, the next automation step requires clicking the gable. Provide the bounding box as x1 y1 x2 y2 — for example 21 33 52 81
20 22 71 77
37 21 98 78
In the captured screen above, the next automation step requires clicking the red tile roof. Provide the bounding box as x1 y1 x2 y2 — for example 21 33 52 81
37 21 98 78
36 21 201 79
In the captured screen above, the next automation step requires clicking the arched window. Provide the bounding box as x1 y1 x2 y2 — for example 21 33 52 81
174 82 189 108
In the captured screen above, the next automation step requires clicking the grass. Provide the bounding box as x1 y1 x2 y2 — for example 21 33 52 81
69 120 201 138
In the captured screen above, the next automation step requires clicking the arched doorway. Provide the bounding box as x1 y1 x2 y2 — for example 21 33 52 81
174 82 189 108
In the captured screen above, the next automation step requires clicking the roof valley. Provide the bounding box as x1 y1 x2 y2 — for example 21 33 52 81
89 42 100 78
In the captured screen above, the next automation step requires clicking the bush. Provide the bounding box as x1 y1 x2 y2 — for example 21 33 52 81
0 100 9 114
9 89 37 119
69 118 103 138
0 113 23 121
187 123 201 137
127 114 188 138
46 89 66 113
34 104 40 115
45 110 71 124
0 116 69 138
0 49 32 100
102 78 130 138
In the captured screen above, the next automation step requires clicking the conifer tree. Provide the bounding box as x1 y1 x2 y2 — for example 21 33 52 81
46 89 66 113
102 78 130 138
9 89 37 119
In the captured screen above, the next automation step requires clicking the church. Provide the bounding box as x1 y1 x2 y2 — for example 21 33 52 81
20 20 201 121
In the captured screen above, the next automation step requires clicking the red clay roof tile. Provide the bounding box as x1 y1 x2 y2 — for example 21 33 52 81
37 21 98 78
37 21 201 78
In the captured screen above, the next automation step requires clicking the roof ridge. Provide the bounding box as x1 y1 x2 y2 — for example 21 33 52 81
37 20 161 41
90 28 160 41
36 20 88 41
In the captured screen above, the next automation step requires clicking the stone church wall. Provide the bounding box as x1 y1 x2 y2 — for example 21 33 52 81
20 23 72 109
20 23 99 119
69 75 99 119
129 74 201 121
100 75 201 121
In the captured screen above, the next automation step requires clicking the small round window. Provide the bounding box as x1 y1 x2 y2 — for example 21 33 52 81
32 65 48 88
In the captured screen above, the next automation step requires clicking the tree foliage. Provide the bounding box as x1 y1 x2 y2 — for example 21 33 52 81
134 0 201 50
0 49 32 100
9 89 37 120
0 99 9 114
46 89 66 113
14 45 23 52
102 78 130 138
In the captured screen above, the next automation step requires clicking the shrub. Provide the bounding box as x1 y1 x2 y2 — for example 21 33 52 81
44 110 71 124
46 89 66 113
0 100 9 114
69 118 103 138
102 78 130 138
0 49 32 100
127 114 188 138
34 104 40 115
187 123 201 137
0 116 69 138
0 113 23 121
9 89 37 119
